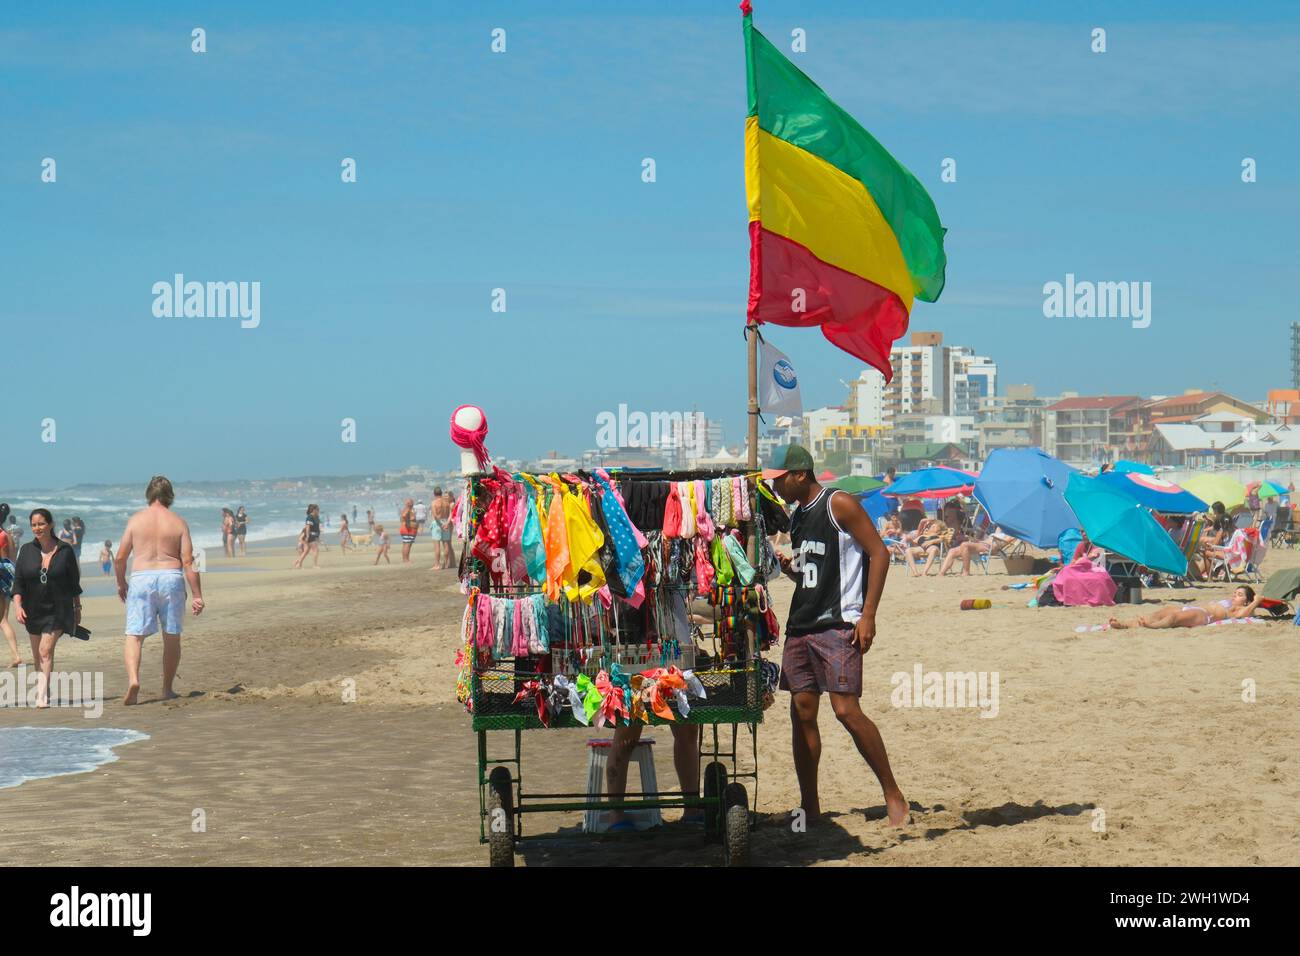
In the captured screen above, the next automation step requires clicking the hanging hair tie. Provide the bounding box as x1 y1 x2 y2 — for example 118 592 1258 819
678 482 697 539
694 479 714 541
663 484 683 538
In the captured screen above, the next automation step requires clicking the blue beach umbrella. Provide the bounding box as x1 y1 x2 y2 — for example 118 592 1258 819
972 448 1080 548
1096 472 1208 514
859 489 893 523
881 466 976 499
1064 473 1188 576
1110 460 1155 475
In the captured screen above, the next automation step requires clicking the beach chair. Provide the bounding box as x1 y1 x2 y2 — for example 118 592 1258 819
1163 516 1206 587
1269 509 1292 548
1212 528 1265 583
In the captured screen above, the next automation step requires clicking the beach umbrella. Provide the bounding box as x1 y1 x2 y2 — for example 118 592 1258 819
1064 473 1187 576
1257 480 1286 499
829 475 886 494
1261 567 1300 602
1180 474 1246 510
1111 460 1155 475
1096 471 1208 514
859 488 893 522
881 466 976 499
972 448 1079 548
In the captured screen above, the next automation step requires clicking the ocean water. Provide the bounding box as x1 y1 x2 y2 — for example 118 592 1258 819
0 726 149 790
0 492 405 555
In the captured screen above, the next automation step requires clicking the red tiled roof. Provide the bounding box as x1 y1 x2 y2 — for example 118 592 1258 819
1046 396 1143 411
1144 391 1218 410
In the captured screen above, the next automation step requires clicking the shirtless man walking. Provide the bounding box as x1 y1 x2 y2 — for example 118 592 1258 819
114 476 204 705
765 444 908 827
429 487 453 570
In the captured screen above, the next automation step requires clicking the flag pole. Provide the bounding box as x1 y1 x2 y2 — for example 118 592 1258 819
747 323 759 470
742 0 758 473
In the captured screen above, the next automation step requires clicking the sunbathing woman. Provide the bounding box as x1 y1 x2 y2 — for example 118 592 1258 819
1108 586 1262 630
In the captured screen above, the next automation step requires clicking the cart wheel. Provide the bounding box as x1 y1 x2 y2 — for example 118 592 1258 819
487 766 515 868
722 783 750 867
702 761 728 842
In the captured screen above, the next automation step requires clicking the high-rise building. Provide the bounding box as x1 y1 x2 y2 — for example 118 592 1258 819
848 369 884 427
883 331 943 426
1292 323 1300 389
945 347 998 416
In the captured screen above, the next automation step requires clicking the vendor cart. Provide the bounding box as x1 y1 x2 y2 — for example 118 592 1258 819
455 467 777 867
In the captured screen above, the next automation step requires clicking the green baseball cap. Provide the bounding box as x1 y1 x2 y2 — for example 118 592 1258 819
763 443 815 480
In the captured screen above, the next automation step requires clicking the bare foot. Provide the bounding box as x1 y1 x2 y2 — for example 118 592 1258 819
161 688 180 701
8 659 20 668
36 698 50 709
1108 617 1128 630
885 793 910 827
124 683 140 706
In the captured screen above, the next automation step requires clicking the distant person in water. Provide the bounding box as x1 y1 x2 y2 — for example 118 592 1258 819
116 476 204 705
221 508 235 558
70 516 86 559
0 503 20 668
373 524 391 565
1109 586 1261 630
12 508 83 707
99 540 114 576
292 504 322 569
234 506 248 557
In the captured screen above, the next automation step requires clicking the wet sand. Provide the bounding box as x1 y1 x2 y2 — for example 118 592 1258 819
1 533 1296 866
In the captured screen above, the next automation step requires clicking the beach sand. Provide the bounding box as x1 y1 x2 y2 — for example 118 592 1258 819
1 533 1296 866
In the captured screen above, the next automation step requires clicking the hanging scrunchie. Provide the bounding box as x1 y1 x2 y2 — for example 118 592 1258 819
530 594 549 652
577 673 602 725
594 669 628 728
511 598 528 656
722 532 756 586
475 592 494 651
678 482 697 539
449 404 492 472
711 534 734 586
694 538 715 596
731 476 748 521
694 479 714 541
663 483 683 539
493 598 511 659
513 679 550 727
553 674 587 724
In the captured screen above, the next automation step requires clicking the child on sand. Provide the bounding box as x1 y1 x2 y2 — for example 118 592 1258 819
373 524 391 565
99 540 114 576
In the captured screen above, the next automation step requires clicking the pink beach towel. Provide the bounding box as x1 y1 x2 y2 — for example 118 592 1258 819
1051 558 1117 607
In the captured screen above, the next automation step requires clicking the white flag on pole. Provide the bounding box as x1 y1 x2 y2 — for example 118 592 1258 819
759 340 803 419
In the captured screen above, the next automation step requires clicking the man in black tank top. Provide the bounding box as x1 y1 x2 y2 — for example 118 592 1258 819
764 444 908 827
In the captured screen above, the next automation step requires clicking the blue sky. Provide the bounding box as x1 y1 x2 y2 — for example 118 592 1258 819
3 0 1297 487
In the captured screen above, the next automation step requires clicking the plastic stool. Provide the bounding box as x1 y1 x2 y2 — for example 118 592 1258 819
583 738 660 833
